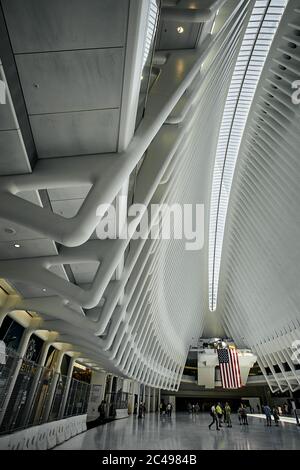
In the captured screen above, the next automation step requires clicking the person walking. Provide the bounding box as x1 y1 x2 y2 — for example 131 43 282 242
208 404 220 431
138 401 144 418
238 404 243 425
224 402 232 428
215 402 223 428
273 406 280 426
241 405 248 425
263 404 272 426
98 400 106 423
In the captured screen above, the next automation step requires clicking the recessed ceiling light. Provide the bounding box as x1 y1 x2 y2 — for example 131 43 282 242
177 26 184 34
14 243 21 248
42 288 47 292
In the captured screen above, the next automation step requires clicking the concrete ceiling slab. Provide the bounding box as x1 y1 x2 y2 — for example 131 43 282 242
30 108 120 157
47 185 92 201
70 261 100 284
50 199 85 218
0 237 59 260
15 48 124 114
2 0 129 53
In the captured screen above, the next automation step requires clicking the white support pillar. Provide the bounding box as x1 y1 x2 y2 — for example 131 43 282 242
152 388 156 412
0 328 33 427
147 386 151 414
0 294 20 328
42 349 65 422
59 356 76 419
106 375 114 418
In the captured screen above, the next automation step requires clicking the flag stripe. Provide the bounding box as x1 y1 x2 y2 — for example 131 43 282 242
217 348 242 389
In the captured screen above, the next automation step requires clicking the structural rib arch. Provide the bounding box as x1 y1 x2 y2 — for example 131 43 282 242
217 0 300 392
208 0 288 312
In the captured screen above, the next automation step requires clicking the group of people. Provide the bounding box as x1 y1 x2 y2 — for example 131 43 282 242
160 401 173 417
208 402 282 430
262 404 280 426
208 402 233 430
187 402 200 414
98 397 283 428
238 404 249 425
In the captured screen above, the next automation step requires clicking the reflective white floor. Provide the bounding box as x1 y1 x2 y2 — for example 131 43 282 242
55 412 300 450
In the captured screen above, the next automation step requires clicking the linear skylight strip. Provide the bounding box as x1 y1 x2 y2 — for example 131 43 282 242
208 0 287 311
142 0 159 69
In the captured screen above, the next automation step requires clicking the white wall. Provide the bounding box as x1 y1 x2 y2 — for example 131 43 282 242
87 371 106 422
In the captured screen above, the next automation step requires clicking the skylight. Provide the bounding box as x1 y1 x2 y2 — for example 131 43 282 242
208 0 287 311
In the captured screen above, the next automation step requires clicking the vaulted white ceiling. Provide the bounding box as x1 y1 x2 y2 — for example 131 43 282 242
0 0 299 392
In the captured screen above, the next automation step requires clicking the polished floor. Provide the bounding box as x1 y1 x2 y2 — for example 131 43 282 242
55 412 300 450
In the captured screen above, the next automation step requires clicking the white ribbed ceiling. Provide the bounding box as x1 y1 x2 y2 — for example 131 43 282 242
217 0 300 392
209 0 287 311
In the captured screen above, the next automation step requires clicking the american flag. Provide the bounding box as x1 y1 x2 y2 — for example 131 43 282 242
217 348 242 389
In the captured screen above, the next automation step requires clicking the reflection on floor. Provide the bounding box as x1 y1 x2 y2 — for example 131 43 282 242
54 412 300 450
251 413 297 425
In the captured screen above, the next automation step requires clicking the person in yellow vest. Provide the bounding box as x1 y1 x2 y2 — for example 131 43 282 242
208 405 220 431
215 403 223 427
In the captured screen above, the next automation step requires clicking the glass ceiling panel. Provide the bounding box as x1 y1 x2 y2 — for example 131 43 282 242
208 0 287 311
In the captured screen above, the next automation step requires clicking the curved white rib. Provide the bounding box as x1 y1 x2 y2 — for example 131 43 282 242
209 0 287 311
218 0 300 392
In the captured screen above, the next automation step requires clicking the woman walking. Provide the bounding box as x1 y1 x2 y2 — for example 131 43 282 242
208 405 220 431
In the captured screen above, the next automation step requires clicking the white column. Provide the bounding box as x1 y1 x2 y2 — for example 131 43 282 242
0 294 20 328
42 349 65 422
152 388 156 412
59 357 76 419
106 375 114 418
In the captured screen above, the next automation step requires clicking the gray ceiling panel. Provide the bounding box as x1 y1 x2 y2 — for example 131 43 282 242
0 219 46 241
17 190 42 206
30 108 120 158
70 261 100 285
10 280 58 298
0 129 31 175
16 48 124 114
2 0 128 53
47 185 92 201
51 199 85 218
0 238 58 260
48 264 69 281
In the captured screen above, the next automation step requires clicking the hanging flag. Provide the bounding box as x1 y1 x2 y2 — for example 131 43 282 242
217 348 242 388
